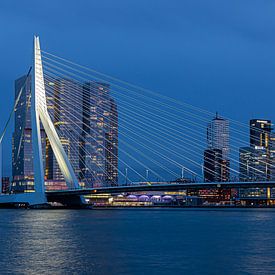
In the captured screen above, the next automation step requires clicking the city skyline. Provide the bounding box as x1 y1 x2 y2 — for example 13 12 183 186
1 3 275 275
5 68 275 182
11 73 119 191
1 1 275 180
8 69 275 186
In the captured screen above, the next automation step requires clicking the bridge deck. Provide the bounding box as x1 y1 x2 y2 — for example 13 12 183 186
46 181 275 197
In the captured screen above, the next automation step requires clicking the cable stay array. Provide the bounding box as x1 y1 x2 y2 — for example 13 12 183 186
22 49 273 186
1 48 273 190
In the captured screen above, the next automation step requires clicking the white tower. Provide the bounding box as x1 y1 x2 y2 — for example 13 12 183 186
32 36 80 203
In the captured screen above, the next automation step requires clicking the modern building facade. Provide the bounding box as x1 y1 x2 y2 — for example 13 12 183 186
81 82 118 187
204 113 230 182
204 149 229 182
239 119 273 200
12 75 119 191
250 119 272 148
239 119 272 181
45 79 119 188
45 78 83 187
12 75 46 192
239 146 269 181
269 133 275 180
207 113 230 159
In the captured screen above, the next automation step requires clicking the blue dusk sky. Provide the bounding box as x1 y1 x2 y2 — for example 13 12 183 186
0 0 275 177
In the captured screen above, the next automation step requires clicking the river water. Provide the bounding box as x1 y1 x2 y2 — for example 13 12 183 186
0 208 275 274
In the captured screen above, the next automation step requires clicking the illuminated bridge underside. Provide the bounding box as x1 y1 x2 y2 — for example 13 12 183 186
46 181 275 197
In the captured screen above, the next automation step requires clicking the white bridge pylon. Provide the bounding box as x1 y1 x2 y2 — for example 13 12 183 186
32 36 80 199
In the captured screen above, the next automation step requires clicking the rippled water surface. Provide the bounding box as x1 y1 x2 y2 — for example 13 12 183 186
1 208 275 274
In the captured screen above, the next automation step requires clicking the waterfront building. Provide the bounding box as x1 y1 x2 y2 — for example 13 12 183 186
239 119 272 182
204 148 229 182
239 146 269 181
239 147 254 181
45 79 118 188
207 113 230 159
12 75 118 190
269 133 275 180
204 113 230 182
45 78 83 186
12 75 46 192
239 119 273 200
250 119 272 148
81 82 118 187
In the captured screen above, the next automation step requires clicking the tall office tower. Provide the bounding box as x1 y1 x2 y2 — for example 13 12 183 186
207 113 230 159
45 78 83 186
12 75 46 192
81 82 118 188
204 149 229 182
104 99 119 186
204 113 230 181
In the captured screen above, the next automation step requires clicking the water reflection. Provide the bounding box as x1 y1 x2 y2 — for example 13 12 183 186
0 209 275 274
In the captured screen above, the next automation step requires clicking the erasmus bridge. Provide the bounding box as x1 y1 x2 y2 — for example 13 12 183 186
0 36 274 207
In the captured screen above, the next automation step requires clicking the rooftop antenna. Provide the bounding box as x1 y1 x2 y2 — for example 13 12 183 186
181 166 185 179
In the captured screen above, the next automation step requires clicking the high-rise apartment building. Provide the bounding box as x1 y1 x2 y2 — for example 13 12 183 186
45 78 83 186
45 79 118 188
81 82 118 187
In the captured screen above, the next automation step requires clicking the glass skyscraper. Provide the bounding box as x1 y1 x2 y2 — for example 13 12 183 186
45 79 118 188
12 75 46 192
45 78 83 186
204 113 230 182
12 75 119 191
206 113 230 159
204 148 229 182
81 82 118 188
